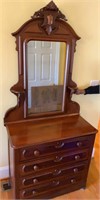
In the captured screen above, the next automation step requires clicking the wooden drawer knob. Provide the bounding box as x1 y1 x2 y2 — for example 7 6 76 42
53 169 62 176
55 142 64 149
75 155 80 160
22 149 26 156
22 178 26 185
34 150 40 156
33 165 39 171
70 179 76 184
22 190 26 197
32 190 36 195
33 178 38 184
54 156 63 162
76 142 82 147
22 165 26 172
73 168 78 173
52 180 60 186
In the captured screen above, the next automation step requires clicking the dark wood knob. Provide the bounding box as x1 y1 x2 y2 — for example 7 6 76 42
71 179 76 184
34 150 40 156
22 149 26 156
75 155 80 160
73 168 78 173
33 178 38 184
53 169 62 176
55 142 64 149
54 156 63 162
33 165 39 171
52 180 60 186
22 178 26 185
22 165 26 172
22 190 26 197
32 190 36 195
76 142 82 147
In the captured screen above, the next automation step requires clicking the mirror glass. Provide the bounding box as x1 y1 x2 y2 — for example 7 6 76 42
27 41 67 115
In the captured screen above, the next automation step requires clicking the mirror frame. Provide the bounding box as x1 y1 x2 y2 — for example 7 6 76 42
4 1 80 124
25 40 67 117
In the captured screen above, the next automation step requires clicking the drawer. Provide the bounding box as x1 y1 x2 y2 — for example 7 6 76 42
20 162 88 189
19 136 91 162
19 149 89 176
19 174 84 199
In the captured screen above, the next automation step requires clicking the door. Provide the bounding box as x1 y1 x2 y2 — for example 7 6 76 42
27 41 60 108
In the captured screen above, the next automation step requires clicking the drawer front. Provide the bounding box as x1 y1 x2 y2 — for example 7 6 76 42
19 136 91 162
19 174 84 199
19 149 89 176
20 162 87 189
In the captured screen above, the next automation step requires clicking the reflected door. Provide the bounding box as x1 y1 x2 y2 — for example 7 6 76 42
27 41 66 115
27 41 60 108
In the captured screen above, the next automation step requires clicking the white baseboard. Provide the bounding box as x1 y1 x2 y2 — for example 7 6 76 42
0 166 9 179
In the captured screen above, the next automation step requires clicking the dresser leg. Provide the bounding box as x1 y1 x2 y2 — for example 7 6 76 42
8 139 11 189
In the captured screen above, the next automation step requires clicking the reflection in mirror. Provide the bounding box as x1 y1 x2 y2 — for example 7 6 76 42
27 41 66 114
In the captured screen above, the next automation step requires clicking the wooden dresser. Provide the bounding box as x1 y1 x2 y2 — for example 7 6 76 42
4 1 97 199
7 116 96 199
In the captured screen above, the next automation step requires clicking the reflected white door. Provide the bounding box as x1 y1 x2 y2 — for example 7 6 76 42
27 41 60 108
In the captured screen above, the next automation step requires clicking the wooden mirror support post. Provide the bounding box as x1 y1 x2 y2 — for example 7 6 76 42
4 1 97 199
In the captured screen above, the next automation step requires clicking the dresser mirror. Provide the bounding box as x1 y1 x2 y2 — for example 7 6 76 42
27 40 67 115
4 0 81 123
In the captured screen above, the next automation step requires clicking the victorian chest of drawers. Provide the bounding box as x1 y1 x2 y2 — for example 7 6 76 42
7 116 97 199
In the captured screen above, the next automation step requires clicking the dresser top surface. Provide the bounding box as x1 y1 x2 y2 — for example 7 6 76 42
6 115 97 148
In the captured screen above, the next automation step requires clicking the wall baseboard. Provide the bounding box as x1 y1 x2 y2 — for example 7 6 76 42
0 166 9 179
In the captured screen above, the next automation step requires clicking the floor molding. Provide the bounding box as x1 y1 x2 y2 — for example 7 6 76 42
0 166 9 180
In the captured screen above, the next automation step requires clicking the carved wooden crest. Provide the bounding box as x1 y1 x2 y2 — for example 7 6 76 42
32 1 67 35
